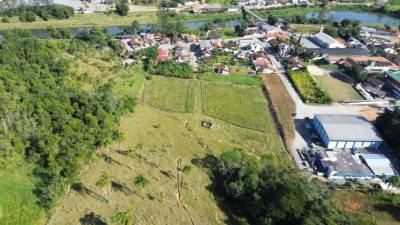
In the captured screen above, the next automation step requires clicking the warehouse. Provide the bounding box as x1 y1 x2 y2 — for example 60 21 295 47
313 32 345 48
313 114 384 149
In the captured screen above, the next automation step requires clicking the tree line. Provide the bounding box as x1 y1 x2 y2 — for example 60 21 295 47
0 4 74 22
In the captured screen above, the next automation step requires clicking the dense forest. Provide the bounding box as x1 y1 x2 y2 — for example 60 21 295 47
215 148 345 225
0 30 135 214
375 109 400 157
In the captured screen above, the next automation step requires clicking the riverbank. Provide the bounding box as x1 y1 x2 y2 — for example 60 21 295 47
0 11 243 30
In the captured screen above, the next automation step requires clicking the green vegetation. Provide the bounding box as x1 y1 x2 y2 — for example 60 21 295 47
212 27 240 39
313 75 363 102
116 2 129 16
375 109 400 158
287 69 332 104
254 6 316 18
262 74 295 147
197 74 262 85
230 66 253 75
291 24 321 33
150 60 193 79
202 82 277 132
334 190 400 225
0 33 136 222
0 4 74 22
143 76 194 113
214 148 345 224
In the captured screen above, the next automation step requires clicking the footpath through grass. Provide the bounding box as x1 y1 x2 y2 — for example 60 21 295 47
143 76 194 113
313 75 363 102
262 74 295 147
201 82 276 133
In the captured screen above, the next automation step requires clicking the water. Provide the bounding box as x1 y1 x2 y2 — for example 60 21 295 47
26 20 241 39
305 11 400 27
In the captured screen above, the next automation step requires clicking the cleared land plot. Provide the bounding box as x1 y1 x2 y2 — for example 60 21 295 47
197 74 262 85
201 82 275 132
313 75 363 102
230 66 253 75
50 103 288 225
262 74 295 146
334 191 400 225
291 24 321 33
143 76 194 113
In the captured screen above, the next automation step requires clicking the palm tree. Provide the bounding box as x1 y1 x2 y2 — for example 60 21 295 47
182 165 192 189
112 130 124 154
112 210 132 225
96 172 112 204
136 143 144 164
134 174 149 199
126 146 135 170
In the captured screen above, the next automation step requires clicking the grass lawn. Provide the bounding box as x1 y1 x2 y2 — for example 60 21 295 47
143 76 194 113
201 82 277 133
214 27 240 39
230 66 254 75
261 74 295 147
50 101 288 225
197 74 262 85
334 191 400 225
0 161 46 225
291 24 325 33
313 75 363 102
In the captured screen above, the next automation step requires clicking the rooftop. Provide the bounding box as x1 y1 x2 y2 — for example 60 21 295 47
314 32 341 45
361 154 397 176
315 114 384 142
388 71 400 83
310 48 372 57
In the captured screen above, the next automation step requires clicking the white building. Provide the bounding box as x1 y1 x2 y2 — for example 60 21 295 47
278 43 290 57
313 32 345 48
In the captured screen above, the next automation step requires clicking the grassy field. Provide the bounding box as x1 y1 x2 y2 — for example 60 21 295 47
261 74 295 147
0 12 242 30
50 100 288 224
362 23 400 31
0 160 46 225
291 24 321 33
213 27 240 39
313 75 363 102
334 191 400 225
143 76 194 113
197 74 262 85
230 66 254 75
201 82 277 133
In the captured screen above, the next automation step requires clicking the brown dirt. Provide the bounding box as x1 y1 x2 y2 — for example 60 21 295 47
345 200 363 210
359 108 384 122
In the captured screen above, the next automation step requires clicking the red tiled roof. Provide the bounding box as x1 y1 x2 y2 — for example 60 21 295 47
157 55 169 61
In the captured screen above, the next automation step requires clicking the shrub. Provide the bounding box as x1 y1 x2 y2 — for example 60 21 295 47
2 15 9 22
287 69 332 104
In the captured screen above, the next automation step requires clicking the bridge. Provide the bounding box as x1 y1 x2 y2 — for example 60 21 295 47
243 8 264 22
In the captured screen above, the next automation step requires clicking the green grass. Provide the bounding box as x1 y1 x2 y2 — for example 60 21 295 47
0 162 46 225
388 0 400 5
197 74 262 85
362 23 400 31
213 27 240 40
335 191 400 225
201 82 276 132
230 66 254 75
313 75 363 102
291 24 321 33
143 76 194 113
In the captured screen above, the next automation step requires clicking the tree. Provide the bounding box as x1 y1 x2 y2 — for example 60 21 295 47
2 15 9 23
96 172 112 203
389 99 397 108
213 18 223 28
182 165 192 189
112 210 133 225
126 146 135 170
131 20 140 36
134 174 150 199
116 2 129 16
112 130 124 153
346 66 367 83
267 14 277 25
385 24 391 30
201 22 213 32
387 176 400 190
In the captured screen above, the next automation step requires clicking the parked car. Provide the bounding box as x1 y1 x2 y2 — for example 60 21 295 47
305 117 310 121
305 124 312 129
310 133 318 139
302 161 308 166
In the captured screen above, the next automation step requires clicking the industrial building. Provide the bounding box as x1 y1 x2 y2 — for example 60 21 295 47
387 71 400 98
316 148 397 178
313 114 384 149
313 32 345 48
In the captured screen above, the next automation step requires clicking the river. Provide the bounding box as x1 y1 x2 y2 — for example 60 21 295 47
305 11 400 27
9 11 400 38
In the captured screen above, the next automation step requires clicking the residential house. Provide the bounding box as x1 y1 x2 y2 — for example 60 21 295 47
154 33 162 41
247 28 263 35
251 52 268 61
395 31 400 38
359 27 392 36
140 33 154 41
340 56 399 72
278 43 290 57
269 39 279 47
129 38 150 47
119 40 126 46
287 57 304 70
389 54 400 65
238 0 247 5
175 47 190 62
227 6 240 12
223 42 238 49
254 58 274 73
121 51 135 59
173 37 185 45
160 37 171 45
218 64 230 74
236 51 250 60
175 55 186 63
365 77 384 90
199 40 213 50
280 25 293 33
157 47 169 61
238 39 255 48
184 0 199 5
377 43 396 54
209 34 223 42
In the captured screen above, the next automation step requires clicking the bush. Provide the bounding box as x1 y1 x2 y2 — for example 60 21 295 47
116 2 129 16
151 60 193 79
0 5 74 21
287 69 332 104
2 15 9 22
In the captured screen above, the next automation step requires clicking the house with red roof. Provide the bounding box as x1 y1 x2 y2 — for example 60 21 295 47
217 64 230 74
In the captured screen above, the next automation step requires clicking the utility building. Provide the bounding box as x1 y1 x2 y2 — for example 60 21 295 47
313 114 384 149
